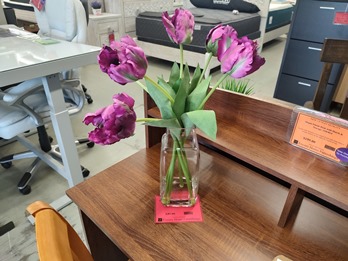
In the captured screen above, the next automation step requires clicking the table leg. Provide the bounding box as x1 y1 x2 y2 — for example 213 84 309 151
26 74 84 225
278 184 305 227
41 73 83 187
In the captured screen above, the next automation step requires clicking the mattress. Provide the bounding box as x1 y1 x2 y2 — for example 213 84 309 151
266 2 294 32
136 8 261 54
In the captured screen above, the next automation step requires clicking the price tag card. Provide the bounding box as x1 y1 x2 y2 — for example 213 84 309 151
334 12 348 25
289 110 348 164
154 196 203 223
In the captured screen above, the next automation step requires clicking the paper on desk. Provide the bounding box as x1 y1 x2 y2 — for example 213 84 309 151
33 38 60 45
154 195 203 223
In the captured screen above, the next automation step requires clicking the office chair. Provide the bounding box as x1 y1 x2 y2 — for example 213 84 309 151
304 39 348 120
33 0 93 104
26 200 94 261
0 79 93 195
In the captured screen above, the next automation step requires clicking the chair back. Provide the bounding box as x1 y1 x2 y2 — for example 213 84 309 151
34 0 87 43
26 201 94 261
306 39 348 119
0 78 85 140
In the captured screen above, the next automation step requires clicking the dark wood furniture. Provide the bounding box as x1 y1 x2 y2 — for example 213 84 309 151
66 90 348 260
304 39 348 119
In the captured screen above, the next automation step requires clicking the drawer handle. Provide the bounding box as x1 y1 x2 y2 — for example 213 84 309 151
298 82 311 87
319 6 335 10
308 47 322 51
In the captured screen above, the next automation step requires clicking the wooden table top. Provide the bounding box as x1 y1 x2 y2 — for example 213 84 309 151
66 145 348 261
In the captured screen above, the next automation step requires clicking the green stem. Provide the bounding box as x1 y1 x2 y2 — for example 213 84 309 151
176 148 193 199
197 73 230 110
198 52 213 84
143 75 174 104
175 139 184 188
162 140 178 204
135 80 148 92
136 118 160 123
179 44 184 79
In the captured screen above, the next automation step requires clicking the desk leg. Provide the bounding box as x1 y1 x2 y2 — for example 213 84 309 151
81 211 129 261
41 74 83 187
278 184 305 227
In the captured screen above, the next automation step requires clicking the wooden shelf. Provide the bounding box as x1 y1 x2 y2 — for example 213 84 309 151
145 89 348 227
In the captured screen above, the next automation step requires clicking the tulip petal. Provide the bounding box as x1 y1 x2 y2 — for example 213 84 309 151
162 8 194 45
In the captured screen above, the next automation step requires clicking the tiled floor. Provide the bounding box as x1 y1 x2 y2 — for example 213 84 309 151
0 37 286 261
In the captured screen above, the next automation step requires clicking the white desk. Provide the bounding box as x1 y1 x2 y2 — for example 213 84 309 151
0 26 100 190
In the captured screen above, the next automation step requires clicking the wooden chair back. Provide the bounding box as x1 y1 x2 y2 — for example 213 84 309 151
305 38 348 119
26 201 94 261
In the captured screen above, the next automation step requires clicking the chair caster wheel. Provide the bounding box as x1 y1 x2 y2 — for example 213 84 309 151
1 161 12 169
87 142 94 148
82 168 90 178
19 185 31 195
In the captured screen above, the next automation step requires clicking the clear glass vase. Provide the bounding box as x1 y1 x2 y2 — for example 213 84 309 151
160 127 200 207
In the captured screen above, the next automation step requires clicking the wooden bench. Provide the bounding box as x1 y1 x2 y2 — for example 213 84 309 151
145 89 348 227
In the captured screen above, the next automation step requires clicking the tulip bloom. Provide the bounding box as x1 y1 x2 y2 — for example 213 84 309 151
206 25 238 56
83 93 136 145
216 28 265 78
162 8 194 45
97 36 148 85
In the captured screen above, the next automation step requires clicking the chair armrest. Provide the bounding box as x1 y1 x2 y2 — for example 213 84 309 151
2 78 45 125
2 78 43 105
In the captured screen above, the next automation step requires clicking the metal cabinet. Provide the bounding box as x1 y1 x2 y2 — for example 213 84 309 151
274 0 348 112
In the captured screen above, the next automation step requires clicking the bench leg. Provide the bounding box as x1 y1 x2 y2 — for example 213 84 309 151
278 185 305 227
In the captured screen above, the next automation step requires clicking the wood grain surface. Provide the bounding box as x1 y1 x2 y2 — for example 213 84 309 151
146 90 348 224
67 145 348 261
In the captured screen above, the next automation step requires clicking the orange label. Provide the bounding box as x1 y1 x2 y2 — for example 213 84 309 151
290 113 348 162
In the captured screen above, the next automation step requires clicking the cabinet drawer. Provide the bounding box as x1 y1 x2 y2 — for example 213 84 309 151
282 39 341 84
98 20 119 34
291 0 348 42
274 74 334 111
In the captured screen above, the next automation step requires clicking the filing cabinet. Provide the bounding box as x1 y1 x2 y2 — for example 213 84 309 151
274 0 348 112
87 13 123 47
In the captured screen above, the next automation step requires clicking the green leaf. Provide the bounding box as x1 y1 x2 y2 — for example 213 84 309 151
182 63 191 93
172 78 189 122
186 76 211 112
145 78 175 120
157 77 176 98
181 110 217 140
169 62 180 88
144 118 181 129
190 64 202 93
219 78 254 95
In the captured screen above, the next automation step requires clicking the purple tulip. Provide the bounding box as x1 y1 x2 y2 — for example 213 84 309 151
97 36 148 85
206 25 237 56
162 8 194 45
217 31 265 78
83 93 136 145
